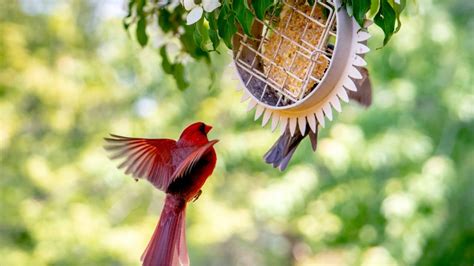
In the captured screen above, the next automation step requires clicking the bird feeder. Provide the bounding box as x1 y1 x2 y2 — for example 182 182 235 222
232 0 371 135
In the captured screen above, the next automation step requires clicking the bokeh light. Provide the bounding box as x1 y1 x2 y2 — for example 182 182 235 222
1 0 473 265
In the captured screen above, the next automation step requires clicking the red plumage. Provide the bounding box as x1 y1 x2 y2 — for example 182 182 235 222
104 122 218 266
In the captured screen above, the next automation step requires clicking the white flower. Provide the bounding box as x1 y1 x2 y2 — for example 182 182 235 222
182 0 221 25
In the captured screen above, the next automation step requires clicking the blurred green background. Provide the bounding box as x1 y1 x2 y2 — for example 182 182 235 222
1 0 473 265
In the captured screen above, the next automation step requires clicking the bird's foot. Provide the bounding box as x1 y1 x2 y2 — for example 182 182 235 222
192 190 202 202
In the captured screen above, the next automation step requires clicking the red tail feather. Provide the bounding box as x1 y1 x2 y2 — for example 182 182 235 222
141 195 189 266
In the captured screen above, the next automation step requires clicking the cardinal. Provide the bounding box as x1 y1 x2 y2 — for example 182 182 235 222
104 122 218 266
264 67 372 171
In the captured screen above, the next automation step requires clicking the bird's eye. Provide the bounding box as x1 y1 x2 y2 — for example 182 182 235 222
199 123 206 134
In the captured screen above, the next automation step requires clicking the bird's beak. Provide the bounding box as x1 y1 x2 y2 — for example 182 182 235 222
204 124 212 134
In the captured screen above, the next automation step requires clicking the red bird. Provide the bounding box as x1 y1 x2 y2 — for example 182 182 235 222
104 122 218 266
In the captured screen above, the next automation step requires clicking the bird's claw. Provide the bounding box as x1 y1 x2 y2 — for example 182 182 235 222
192 190 202 202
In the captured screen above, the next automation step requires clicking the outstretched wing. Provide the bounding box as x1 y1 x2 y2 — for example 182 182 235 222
104 134 177 191
171 140 219 179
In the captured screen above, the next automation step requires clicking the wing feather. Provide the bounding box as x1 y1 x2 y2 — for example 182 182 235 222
104 134 177 191
171 140 219 180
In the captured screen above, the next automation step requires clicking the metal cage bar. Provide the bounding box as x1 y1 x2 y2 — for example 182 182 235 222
234 0 337 106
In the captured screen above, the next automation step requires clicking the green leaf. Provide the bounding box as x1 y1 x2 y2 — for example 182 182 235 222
374 0 396 46
205 11 220 50
233 0 254 36
173 63 189 91
193 24 204 50
136 16 148 47
388 0 406 32
159 46 173 74
218 5 237 49
135 0 148 47
136 0 146 17
158 9 172 33
209 28 220 51
193 18 210 51
159 46 189 90
368 0 381 19
307 0 315 6
123 0 135 31
252 0 274 20
180 25 209 60
206 11 218 30
353 0 371 27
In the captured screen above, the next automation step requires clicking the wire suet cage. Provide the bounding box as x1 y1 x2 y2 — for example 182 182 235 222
232 0 371 135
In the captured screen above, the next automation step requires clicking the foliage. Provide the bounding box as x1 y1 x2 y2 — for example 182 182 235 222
1 0 474 265
124 0 406 89
342 0 406 45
